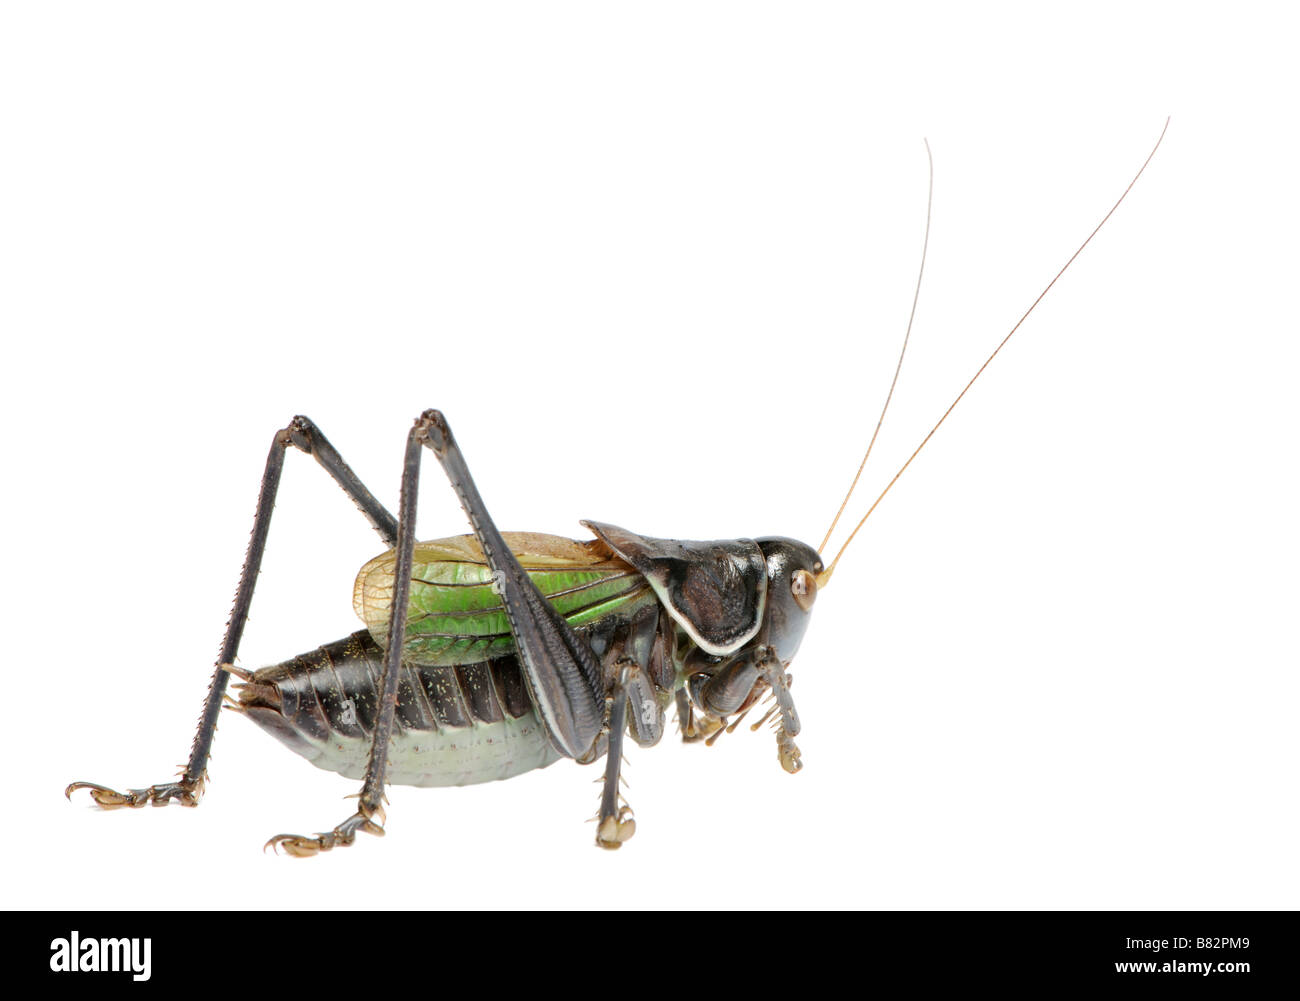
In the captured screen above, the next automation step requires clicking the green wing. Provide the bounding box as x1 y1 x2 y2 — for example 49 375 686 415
352 532 658 666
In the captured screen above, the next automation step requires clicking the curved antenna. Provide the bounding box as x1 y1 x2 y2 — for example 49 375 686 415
818 118 1170 588
819 139 934 556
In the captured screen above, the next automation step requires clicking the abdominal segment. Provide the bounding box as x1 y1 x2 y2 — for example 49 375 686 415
233 630 561 787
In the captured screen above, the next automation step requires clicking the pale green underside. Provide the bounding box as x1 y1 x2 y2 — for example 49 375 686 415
295 708 565 787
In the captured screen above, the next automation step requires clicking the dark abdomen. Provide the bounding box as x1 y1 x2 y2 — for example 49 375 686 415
233 631 562 787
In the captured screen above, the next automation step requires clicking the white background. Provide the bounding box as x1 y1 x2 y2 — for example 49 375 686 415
3 2 1296 910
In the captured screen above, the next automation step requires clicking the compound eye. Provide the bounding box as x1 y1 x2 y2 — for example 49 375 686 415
790 568 817 613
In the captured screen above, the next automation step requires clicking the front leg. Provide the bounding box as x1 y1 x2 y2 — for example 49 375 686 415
686 645 803 773
754 646 803 774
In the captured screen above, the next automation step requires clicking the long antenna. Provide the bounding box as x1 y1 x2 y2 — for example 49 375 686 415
820 139 934 556
818 118 1169 588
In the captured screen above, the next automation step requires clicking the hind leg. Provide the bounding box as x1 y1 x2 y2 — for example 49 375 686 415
67 416 398 811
